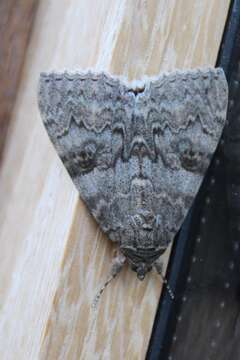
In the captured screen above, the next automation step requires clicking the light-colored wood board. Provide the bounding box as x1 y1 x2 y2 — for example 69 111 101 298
0 0 230 359
0 0 38 162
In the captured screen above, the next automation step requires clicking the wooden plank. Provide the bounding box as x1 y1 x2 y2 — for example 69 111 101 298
0 0 230 359
0 0 38 161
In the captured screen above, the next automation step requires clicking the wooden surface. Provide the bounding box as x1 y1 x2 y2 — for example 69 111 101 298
0 1 230 359
0 0 38 162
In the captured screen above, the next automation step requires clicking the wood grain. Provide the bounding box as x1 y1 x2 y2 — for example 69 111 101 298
0 1 230 359
0 0 38 161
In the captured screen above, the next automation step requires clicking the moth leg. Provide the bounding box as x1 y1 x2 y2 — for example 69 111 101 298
154 258 164 274
92 250 126 309
111 250 126 277
154 259 175 300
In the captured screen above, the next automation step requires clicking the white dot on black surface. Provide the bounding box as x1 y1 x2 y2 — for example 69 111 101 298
211 340 216 348
220 301 225 309
233 242 239 251
224 282 230 289
196 236 201 243
216 320 221 328
205 197 211 205
210 177 215 185
177 315 182 322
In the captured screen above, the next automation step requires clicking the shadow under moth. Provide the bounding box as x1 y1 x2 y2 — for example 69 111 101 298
38 68 228 298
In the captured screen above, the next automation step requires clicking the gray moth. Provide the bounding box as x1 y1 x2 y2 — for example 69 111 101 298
38 68 228 282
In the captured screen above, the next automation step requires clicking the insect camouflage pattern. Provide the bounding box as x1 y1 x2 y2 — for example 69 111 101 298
38 68 228 280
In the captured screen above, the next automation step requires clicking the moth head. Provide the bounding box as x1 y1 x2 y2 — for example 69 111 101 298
134 263 152 281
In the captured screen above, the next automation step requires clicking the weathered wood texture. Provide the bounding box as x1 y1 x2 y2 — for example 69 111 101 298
0 1 230 359
0 0 38 161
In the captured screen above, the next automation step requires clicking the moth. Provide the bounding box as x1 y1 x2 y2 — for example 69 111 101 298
38 68 228 284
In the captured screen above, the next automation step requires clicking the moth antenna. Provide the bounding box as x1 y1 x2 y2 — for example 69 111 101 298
154 262 175 300
91 272 118 310
91 252 126 309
